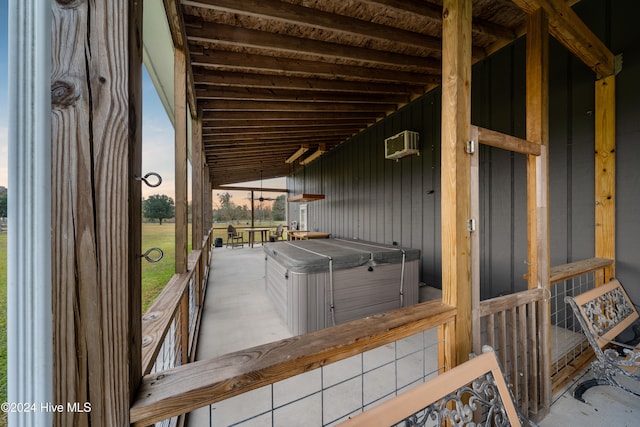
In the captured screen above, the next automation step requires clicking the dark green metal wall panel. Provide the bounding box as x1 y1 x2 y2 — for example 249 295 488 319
288 0 640 302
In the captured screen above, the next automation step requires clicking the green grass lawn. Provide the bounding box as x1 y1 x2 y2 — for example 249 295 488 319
141 222 190 312
0 233 6 410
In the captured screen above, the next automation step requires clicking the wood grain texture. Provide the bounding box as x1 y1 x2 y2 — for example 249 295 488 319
128 0 143 402
549 257 613 284
130 300 456 425
525 8 549 291
440 0 472 369
175 48 188 274
191 114 204 315
595 76 616 276
478 290 547 419
470 126 481 355
51 1 139 424
512 0 614 76
478 288 544 317
475 125 541 155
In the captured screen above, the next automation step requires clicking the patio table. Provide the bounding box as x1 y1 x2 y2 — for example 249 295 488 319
246 227 271 247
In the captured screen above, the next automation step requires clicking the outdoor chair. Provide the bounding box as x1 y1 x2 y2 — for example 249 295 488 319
269 224 284 242
226 225 243 248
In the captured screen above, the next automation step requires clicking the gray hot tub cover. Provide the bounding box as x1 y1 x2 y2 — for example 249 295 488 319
263 238 420 274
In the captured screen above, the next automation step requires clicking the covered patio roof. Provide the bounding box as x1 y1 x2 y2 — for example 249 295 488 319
157 0 611 187
157 0 541 186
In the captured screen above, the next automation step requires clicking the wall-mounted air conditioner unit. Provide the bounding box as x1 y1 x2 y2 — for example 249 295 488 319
384 130 419 160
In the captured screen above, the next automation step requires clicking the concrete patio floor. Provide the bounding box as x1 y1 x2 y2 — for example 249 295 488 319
187 243 640 426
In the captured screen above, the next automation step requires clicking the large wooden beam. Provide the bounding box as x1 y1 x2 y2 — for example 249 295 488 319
525 9 550 291
195 86 409 104
364 0 516 40
175 48 188 274
199 99 395 113
193 51 441 86
595 75 616 278
185 0 441 52
441 0 472 369
51 0 141 424
512 0 615 77
192 114 203 252
187 22 442 71
193 70 424 95
525 8 551 418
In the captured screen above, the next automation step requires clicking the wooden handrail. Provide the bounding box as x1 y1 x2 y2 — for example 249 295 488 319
523 257 614 283
549 257 613 284
478 287 545 317
130 300 457 425
141 249 202 375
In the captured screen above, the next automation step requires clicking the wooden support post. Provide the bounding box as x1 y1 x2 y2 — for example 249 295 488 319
175 48 188 274
51 0 142 424
192 114 203 251
526 8 550 291
206 169 213 231
595 75 616 280
525 8 551 418
181 288 189 364
441 0 472 369
128 0 144 402
470 126 481 355
192 114 203 306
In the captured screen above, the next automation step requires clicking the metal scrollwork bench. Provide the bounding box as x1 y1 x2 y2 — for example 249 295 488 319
338 345 537 427
565 279 640 402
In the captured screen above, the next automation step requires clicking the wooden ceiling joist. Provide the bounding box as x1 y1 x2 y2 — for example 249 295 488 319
183 0 450 54
359 0 516 41
200 111 384 121
203 133 352 144
202 119 372 130
192 51 441 86
199 100 397 113
195 87 410 105
203 125 365 136
193 71 425 95
173 0 570 186
186 22 443 71
511 0 615 76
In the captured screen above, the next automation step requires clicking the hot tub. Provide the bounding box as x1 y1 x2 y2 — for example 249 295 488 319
264 238 420 335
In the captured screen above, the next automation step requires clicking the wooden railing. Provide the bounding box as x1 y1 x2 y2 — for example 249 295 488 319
477 257 614 421
479 287 549 420
130 300 457 425
141 230 213 375
548 257 614 393
133 250 612 424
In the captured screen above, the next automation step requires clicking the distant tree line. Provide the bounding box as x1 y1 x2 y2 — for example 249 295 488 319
141 192 286 225
213 192 286 223
0 186 7 219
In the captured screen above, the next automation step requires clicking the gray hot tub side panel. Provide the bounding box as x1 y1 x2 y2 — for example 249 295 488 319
266 256 420 335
